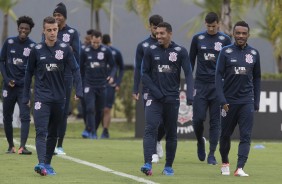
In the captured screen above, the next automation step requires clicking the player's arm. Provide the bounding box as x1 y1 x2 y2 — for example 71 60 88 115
71 30 81 65
215 49 227 107
141 49 164 100
253 50 261 111
115 50 124 87
181 48 194 105
0 40 14 86
133 43 143 95
189 35 198 71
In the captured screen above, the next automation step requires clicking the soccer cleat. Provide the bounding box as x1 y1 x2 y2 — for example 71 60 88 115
141 163 152 176
234 168 249 177
82 130 90 138
18 147 32 155
100 129 109 139
34 163 47 176
156 141 164 158
151 154 159 163
45 164 56 175
54 147 66 155
197 137 206 161
207 155 217 165
221 163 230 176
162 167 174 176
6 147 16 154
89 132 98 139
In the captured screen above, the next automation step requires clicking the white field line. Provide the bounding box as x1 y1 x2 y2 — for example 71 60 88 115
13 139 158 184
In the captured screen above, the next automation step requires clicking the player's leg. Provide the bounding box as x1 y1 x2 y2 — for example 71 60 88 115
101 86 115 138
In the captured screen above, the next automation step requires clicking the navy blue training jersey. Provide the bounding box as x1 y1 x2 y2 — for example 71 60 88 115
215 43 261 110
23 40 83 104
80 45 117 88
0 37 35 87
142 42 194 104
133 35 157 94
190 31 231 83
108 45 124 86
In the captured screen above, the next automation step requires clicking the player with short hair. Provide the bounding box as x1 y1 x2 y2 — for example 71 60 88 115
216 20 261 176
141 22 194 176
189 12 231 165
0 15 35 155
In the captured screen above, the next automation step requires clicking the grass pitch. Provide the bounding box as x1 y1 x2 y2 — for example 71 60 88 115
0 119 281 184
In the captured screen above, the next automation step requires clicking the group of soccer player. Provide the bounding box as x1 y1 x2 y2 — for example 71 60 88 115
136 13 260 177
0 1 260 178
0 2 124 176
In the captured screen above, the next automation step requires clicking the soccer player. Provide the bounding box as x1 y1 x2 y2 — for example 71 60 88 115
100 34 124 138
133 14 165 163
80 30 117 139
0 16 35 155
23 16 82 176
52 2 81 155
215 21 261 176
189 12 231 165
140 22 194 176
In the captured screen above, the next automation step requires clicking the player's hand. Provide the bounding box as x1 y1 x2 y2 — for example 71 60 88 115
74 95 80 101
26 100 31 107
223 104 229 112
115 86 120 92
132 93 139 100
8 80 15 87
107 76 113 84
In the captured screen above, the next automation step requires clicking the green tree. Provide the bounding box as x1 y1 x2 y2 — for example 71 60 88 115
0 0 18 44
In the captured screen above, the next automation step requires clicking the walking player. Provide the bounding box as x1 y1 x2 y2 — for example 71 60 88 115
189 12 231 165
215 21 261 176
141 22 194 176
0 16 35 154
23 16 82 176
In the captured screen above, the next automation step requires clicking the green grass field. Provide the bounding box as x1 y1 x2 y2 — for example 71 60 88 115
0 119 281 184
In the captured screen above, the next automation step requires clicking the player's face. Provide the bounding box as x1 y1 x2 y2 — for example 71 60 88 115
156 27 172 48
233 26 249 47
205 21 219 35
150 24 158 38
43 23 58 42
91 36 101 49
53 13 66 26
18 23 31 40
84 35 92 45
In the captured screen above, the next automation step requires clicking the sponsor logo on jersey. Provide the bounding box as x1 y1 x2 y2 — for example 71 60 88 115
90 62 100 68
62 33 70 42
158 65 171 72
234 67 246 74
46 63 59 71
13 58 23 65
204 53 216 61
55 50 64 60
169 52 177 62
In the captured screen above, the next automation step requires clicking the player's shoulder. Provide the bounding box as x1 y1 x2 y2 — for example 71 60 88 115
65 25 78 34
5 36 17 44
192 31 206 40
217 32 231 41
246 45 259 55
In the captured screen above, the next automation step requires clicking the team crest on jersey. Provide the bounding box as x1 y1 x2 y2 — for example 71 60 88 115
218 35 225 40
225 48 233 53
55 50 64 60
84 87 90 93
34 102 41 110
150 45 157 49
8 39 14 44
2 90 8 98
142 42 149 48
97 52 104 60
214 42 223 51
60 43 67 48
251 50 257 55
174 47 181 51
62 33 70 42
245 54 253 64
68 29 75 34
169 52 177 62
178 91 193 125
23 47 31 56
198 35 205 40
146 99 152 106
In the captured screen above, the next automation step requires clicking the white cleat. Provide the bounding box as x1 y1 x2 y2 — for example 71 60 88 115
151 154 159 163
156 141 164 159
234 168 249 177
54 147 66 155
221 163 230 176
